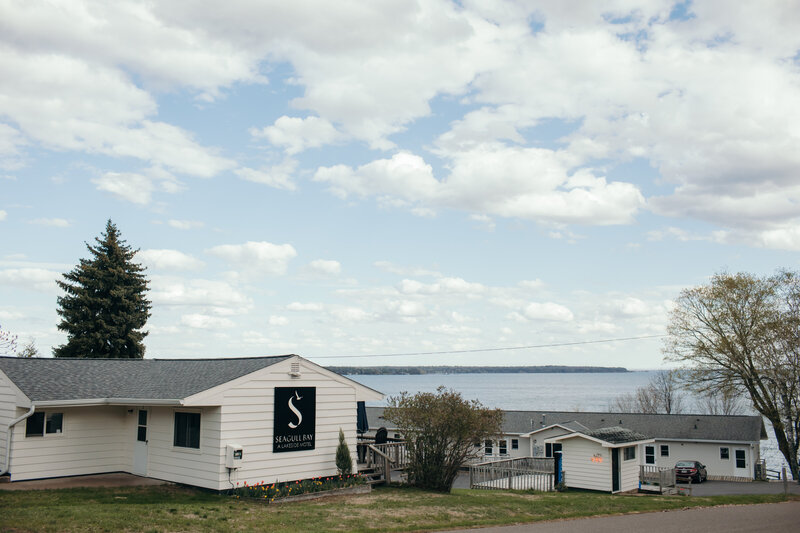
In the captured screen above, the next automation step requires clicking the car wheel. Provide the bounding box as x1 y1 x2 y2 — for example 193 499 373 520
695 473 702 483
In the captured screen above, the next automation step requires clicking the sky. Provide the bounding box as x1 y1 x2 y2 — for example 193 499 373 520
1 1 799 370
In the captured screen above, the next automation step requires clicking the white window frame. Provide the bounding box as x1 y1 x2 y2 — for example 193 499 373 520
24 410 65 438
499 439 508 455
644 445 655 464
172 409 202 452
623 446 636 461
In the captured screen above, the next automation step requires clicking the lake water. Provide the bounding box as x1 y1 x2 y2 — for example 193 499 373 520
347 371 791 476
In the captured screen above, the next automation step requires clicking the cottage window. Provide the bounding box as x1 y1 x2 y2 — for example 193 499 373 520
499 440 508 455
25 411 63 437
545 442 562 457
720 447 730 460
735 449 746 469
623 446 636 461
484 440 493 455
511 439 519 450
174 412 201 449
660 444 669 457
644 445 655 464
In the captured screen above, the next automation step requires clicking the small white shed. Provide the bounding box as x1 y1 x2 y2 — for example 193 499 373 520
546 427 653 493
0 355 382 489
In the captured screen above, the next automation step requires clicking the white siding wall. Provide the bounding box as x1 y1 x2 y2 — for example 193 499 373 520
213 360 359 491
0 371 16 469
560 439 611 492
145 406 223 490
529 427 573 457
643 440 755 480
10 406 130 481
619 446 639 492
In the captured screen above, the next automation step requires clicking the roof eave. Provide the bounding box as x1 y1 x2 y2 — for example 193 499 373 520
32 398 185 408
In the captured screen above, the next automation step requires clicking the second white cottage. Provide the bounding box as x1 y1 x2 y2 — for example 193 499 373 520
0 355 382 489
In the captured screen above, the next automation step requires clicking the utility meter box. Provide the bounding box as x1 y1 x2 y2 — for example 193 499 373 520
226 444 243 469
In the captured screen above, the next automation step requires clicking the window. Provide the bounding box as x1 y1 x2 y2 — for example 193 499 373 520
499 440 508 455
174 412 201 449
735 449 746 469
137 410 148 442
511 438 519 450
645 445 655 464
660 444 669 457
25 412 62 437
484 440 493 455
623 446 636 461
545 442 562 457
720 447 730 460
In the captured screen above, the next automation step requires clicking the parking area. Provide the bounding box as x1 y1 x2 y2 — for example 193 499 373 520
674 479 800 496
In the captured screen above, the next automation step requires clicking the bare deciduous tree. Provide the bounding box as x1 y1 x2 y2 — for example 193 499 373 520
611 370 684 414
664 270 800 481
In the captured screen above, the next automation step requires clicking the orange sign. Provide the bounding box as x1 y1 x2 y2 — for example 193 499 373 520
591 454 603 463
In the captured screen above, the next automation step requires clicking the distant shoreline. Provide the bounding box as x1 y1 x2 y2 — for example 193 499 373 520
327 365 628 375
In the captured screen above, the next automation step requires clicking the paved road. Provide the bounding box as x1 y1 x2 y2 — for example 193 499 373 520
447 501 800 533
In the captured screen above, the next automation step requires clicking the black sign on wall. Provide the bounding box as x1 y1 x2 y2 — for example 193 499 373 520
273 387 316 453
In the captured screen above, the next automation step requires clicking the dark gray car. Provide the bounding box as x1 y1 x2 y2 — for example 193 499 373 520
675 460 707 483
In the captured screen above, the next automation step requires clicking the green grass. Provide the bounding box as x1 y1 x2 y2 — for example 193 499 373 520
0 484 794 533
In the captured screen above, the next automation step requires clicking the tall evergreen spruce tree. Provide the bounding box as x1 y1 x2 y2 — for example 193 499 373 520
54 220 151 358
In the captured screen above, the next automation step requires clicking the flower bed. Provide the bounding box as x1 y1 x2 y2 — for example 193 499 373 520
232 474 367 503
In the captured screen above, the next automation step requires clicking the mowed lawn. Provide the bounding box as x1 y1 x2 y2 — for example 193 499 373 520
0 484 793 533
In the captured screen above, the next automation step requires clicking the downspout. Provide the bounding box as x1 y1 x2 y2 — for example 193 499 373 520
1 405 36 476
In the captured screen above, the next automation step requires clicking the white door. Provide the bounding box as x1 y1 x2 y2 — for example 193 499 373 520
132 409 149 476
734 448 749 478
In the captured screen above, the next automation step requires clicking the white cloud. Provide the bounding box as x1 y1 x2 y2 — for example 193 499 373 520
329 306 370 323
235 159 297 191
180 313 234 329
519 279 545 290
523 302 574 322
206 241 297 275
269 315 288 326
398 277 485 295
428 324 481 336
138 249 204 271
168 219 204 230
252 115 343 154
286 302 324 312
92 172 155 205
0 210 7 221
29 218 70 227
0 268 59 292
315 152 439 201
150 277 251 311
308 259 341 276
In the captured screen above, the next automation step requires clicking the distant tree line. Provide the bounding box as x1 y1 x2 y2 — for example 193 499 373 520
327 365 628 375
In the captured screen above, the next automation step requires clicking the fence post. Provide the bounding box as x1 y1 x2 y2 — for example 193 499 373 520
508 468 513 490
782 467 788 496
384 455 391 484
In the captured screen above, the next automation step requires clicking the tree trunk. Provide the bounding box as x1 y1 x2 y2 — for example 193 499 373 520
769 417 800 481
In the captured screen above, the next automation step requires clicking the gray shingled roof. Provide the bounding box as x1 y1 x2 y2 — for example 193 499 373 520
586 426 649 444
0 355 293 402
366 407 766 443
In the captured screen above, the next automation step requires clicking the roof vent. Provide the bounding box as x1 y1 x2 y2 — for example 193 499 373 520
289 361 301 378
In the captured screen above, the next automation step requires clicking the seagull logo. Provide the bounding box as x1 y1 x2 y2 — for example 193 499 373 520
288 390 303 428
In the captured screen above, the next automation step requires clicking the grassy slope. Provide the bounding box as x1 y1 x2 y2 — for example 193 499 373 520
0 485 793 533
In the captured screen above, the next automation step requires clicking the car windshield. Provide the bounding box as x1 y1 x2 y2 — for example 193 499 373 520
675 461 695 467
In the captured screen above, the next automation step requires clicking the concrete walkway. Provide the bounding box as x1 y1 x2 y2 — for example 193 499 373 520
447 501 800 533
0 473 169 491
